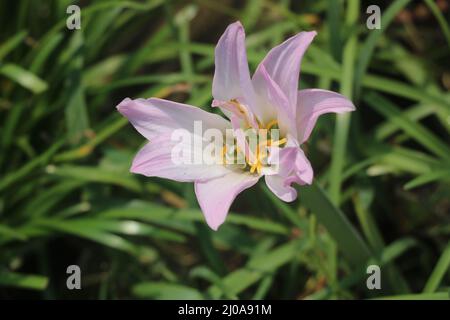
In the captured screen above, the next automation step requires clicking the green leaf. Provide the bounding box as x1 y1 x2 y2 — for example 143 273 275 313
29 33 64 74
424 0 450 49
99 201 289 235
47 165 144 193
0 63 48 93
328 0 359 205
262 184 305 229
299 183 372 267
64 218 186 242
362 74 450 114
0 139 65 192
0 30 28 61
364 92 450 160
190 266 237 299
207 241 305 298
23 180 85 218
63 31 89 143
35 219 139 254
423 242 450 293
307 237 417 299
404 169 450 190
375 103 435 140
132 282 203 299
327 0 342 62
354 0 411 98
0 272 48 290
0 224 28 241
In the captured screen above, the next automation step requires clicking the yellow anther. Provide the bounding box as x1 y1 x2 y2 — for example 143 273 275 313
256 162 262 174
270 137 287 146
221 145 227 164
230 99 246 115
265 119 278 130
230 99 252 128
219 118 286 175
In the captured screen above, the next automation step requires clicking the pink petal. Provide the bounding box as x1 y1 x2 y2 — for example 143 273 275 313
212 21 258 118
255 31 317 111
117 97 230 141
265 174 298 202
131 135 230 182
117 97 233 182
195 171 260 230
296 89 356 143
265 146 313 202
252 64 296 136
212 98 258 128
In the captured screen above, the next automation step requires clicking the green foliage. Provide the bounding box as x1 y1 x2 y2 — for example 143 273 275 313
0 0 449 299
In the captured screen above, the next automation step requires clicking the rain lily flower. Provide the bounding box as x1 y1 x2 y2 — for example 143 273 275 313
117 21 355 230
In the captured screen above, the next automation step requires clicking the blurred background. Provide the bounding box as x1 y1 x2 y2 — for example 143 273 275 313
0 0 449 299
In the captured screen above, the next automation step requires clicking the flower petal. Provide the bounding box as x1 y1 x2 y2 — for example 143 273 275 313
195 171 260 230
296 89 356 143
293 147 314 185
265 146 313 202
212 21 257 118
131 135 230 182
117 97 230 141
265 147 297 202
265 175 298 202
212 98 258 128
255 31 316 110
252 64 296 136
117 97 233 182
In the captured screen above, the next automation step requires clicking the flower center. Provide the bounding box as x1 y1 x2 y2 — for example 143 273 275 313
221 119 287 175
216 99 287 174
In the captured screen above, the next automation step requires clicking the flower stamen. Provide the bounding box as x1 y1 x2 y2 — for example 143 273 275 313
220 119 287 175
265 119 278 130
221 145 227 164
270 137 287 146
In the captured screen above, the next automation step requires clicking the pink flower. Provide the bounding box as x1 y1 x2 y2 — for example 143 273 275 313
117 21 355 230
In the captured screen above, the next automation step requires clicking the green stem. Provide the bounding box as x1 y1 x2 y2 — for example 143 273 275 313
329 0 360 205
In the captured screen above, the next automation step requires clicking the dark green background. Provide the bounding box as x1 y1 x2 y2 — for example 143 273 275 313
0 0 449 299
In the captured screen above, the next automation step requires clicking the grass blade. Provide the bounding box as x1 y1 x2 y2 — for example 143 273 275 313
423 242 450 293
0 272 48 291
0 63 48 93
424 0 450 49
299 182 372 267
404 169 450 190
354 0 411 98
132 282 203 299
0 30 28 60
328 0 359 205
364 92 450 160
